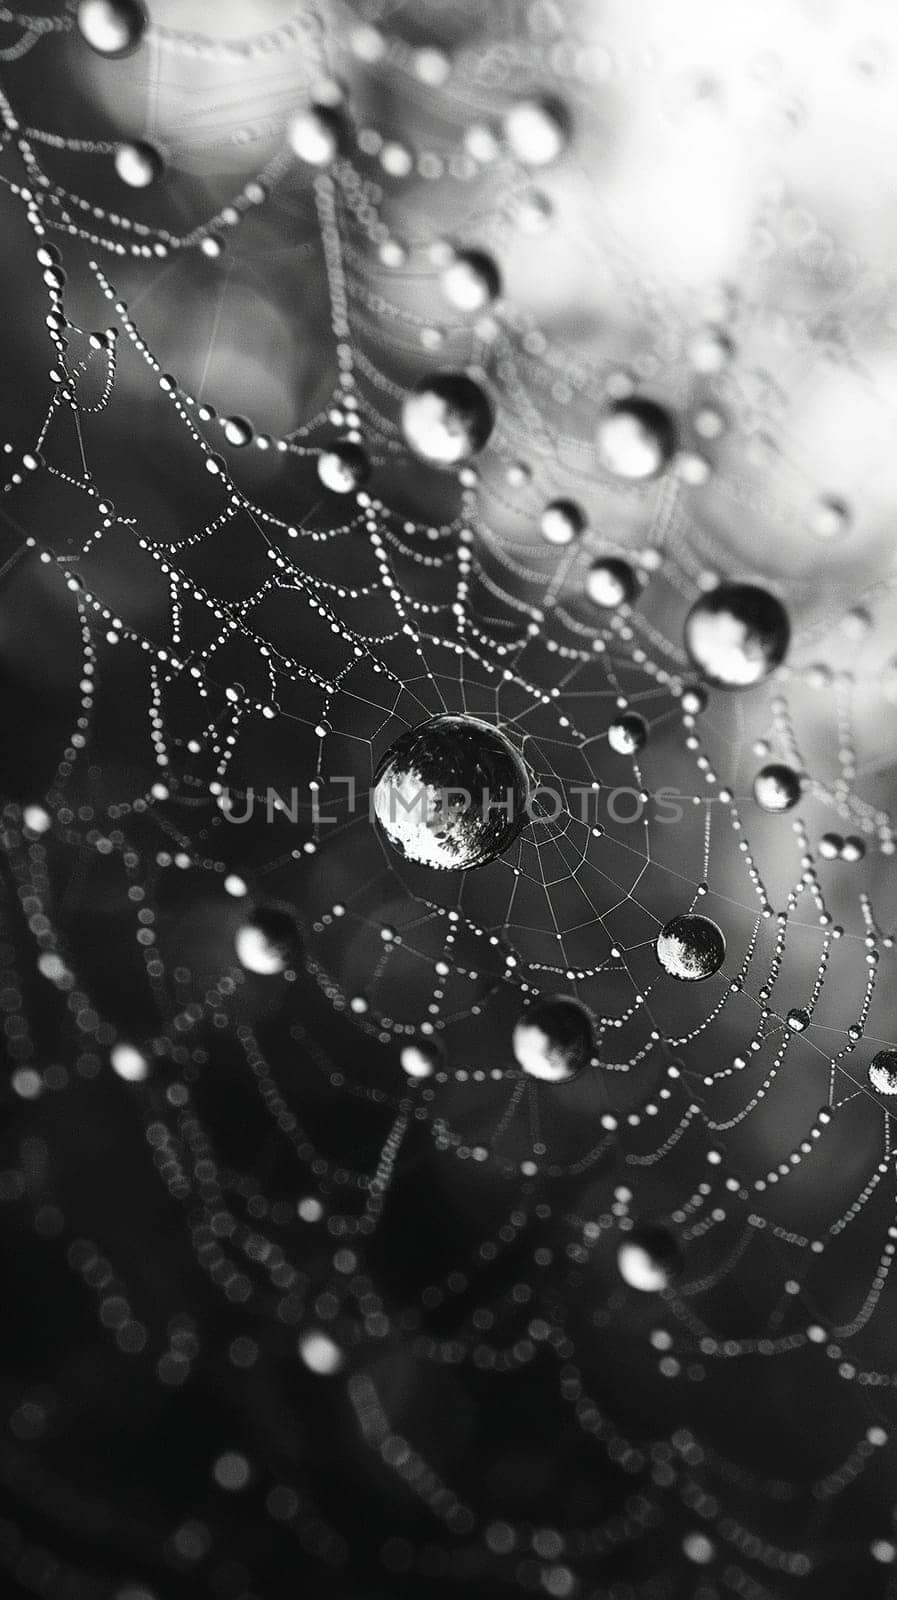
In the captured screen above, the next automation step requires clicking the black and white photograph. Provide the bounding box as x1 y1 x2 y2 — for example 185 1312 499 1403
1 4 897 1598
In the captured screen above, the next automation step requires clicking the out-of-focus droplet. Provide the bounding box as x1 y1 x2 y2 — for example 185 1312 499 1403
617 1224 682 1292
400 1039 443 1079
114 140 162 188
511 190 553 234
317 440 370 494
212 1451 251 1491
809 495 851 541
608 713 647 755
596 398 677 481
752 763 801 813
585 557 637 609
287 106 342 166
23 805 51 834
401 373 494 466
110 1042 149 1081
656 914 725 981
504 96 569 166
688 325 735 373
235 908 300 975
512 995 592 1083
683 584 790 688
77 0 146 58
540 499 585 546
299 1329 344 1375
223 416 254 448
440 250 500 312
681 685 707 715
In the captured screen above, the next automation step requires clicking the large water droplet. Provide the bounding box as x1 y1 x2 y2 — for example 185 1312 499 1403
114 140 163 188
596 398 677 481
540 499 585 546
223 416 254 448
287 106 342 166
684 584 790 688
586 557 637 609
110 1042 149 1081
512 995 592 1083
400 1038 443 1079
440 251 500 313
401 373 494 466
504 96 569 166
655 913 725 981
373 714 529 869
317 440 370 494
617 1225 682 1291
869 1049 897 1095
235 908 300 975
752 763 801 813
77 0 146 58
607 713 646 755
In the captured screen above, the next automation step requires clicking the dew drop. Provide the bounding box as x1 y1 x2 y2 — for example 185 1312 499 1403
512 995 592 1083
401 373 494 466
585 557 637 609
752 763 801 813
287 106 342 166
77 0 146 58
684 584 790 689
655 914 725 981
504 96 569 166
440 250 500 313
373 714 529 870
223 415 254 449
617 1225 682 1292
607 713 647 756
596 398 677 481
868 1050 897 1095
114 140 163 188
317 440 370 494
234 908 300 975
540 499 585 546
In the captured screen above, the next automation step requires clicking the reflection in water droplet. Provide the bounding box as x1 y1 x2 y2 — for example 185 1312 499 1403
440 251 500 313
114 141 163 188
373 714 529 869
869 1050 897 1095
401 373 494 466
317 441 370 494
608 713 647 755
235 909 300 975
752 763 801 813
77 0 146 58
586 558 637 609
540 499 585 546
617 1225 682 1292
684 584 790 689
596 398 676 481
512 995 592 1083
504 97 569 166
656 914 725 981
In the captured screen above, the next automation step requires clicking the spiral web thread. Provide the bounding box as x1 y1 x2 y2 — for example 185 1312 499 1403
3 4 897 1598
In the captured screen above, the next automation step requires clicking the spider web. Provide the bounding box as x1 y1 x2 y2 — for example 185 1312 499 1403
2 4 897 1599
